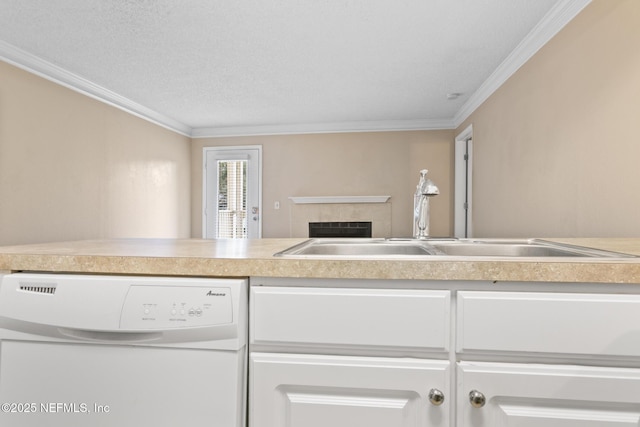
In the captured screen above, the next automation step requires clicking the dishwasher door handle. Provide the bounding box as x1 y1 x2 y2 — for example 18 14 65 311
0 316 165 343
58 327 163 343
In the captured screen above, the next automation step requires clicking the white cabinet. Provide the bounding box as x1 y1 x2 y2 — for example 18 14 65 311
249 283 451 427
457 291 640 358
251 286 450 352
249 281 640 427
456 290 640 427
251 353 450 427
457 362 640 426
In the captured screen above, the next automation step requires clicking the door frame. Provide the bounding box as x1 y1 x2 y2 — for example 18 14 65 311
202 145 262 239
454 125 473 238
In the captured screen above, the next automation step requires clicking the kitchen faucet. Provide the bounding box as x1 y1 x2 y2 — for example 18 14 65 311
413 169 439 239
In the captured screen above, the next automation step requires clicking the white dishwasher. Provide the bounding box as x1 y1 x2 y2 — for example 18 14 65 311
0 273 247 427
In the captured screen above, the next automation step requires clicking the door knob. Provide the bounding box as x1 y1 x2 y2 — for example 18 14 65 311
469 390 486 408
428 388 445 406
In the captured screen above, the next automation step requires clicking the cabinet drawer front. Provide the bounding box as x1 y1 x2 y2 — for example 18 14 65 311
458 291 640 357
251 287 450 351
251 353 450 427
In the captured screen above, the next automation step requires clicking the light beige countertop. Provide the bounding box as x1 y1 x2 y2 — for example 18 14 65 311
1 238 640 283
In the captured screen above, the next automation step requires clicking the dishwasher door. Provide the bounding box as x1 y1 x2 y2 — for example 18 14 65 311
0 273 248 427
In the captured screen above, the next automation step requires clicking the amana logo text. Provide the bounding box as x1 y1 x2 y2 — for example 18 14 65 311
206 290 226 297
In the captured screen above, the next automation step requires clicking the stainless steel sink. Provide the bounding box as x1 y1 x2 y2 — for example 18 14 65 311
274 238 635 258
428 240 632 257
276 239 442 257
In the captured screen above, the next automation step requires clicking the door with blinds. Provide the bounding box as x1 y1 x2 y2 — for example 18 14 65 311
203 146 262 239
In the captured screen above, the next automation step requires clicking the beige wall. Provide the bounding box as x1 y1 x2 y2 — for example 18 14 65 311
0 61 191 245
457 0 640 237
191 130 454 238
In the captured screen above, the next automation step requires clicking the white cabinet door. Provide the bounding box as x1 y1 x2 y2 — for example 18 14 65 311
251 287 450 352
457 291 640 358
251 353 450 427
458 362 640 427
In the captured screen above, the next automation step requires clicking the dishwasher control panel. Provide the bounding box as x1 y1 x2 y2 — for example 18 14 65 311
120 285 233 329
0 274 246 340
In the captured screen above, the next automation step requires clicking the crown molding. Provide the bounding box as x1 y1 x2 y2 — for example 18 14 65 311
453 0 592 128
0 40 192 137
191 118 455 138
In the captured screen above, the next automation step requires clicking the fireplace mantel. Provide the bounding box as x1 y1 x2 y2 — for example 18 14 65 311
289 196 390 204
289 196 392 238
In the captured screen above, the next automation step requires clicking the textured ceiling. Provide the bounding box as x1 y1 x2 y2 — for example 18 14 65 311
0 1 589 136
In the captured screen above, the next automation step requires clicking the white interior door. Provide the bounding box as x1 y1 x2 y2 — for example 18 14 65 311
203 146 262 239
455 125 473 238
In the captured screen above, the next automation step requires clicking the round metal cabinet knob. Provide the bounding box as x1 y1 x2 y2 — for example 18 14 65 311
428 388 445 406
469 390 486 408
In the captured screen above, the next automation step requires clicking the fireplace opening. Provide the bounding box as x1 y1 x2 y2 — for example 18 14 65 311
308 222 372 238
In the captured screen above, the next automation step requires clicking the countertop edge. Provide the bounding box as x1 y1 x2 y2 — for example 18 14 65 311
1 238 640 284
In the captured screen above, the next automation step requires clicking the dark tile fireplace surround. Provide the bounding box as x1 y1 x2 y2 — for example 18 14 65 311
308 221 372 238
